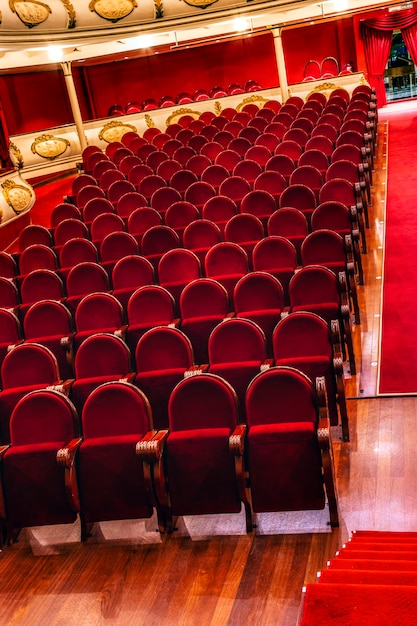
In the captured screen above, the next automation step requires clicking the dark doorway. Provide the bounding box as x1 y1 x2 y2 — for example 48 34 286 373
384 31 417 102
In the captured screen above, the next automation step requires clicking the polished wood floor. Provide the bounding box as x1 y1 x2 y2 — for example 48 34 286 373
1 115 414 626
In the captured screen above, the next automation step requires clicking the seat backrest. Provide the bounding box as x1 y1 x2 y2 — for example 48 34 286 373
273 311 332 360
18 224 52 252
59 238 98 268
254 171 287 199
24 299 73 338
116 191 148 219
50 203 82 228
135 326 194 373
0 308 21 344
183 219 222 250
301 229 346 267
158 248 201 284
141 225 180 256
150 186 182 214
289 264 340 307
319 178 356 206
233 159 263 183
9 389 79 446
77 184 106 210
100 231 138 263
127 285 176 324
224 213 264 243
170 169 199 194
267 208 309 237
290 165 323 190
127 207 162 239
90 213 125 243
138 174 167 200
252 236 298 270
233 271 285 313
20 269 64 304
246 366 317 427
0 251 18 279
180 278 229 319
83 197 115 224
74 333 132 379
205 242 248 276
107 180 136 206
54 218 89 247
184 181 216 208
208 317 266 365
66 262 109 297
19 244 57 275
82 381 152 438
1 343 60 389
75 292 124 333
280 184 316 211
168 373 238 431
298 149 329 173
240 189 276 219
311 202 353 233
165 201 199 229
202 195 237 225
112 255 154 290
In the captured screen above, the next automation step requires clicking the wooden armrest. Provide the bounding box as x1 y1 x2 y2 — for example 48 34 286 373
280 307 291 319
47 379 75 396
229 424 246 456
56 438 83 468
114 325 128 340
260 359 273 372
168 319 181 328
184 365 208 378
60 333 75 348
136 430 168 463
118 372 136 384
0 445 10 460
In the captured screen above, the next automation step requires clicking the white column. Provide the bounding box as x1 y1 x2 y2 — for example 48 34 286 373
61 61 88 152
271 27 289 103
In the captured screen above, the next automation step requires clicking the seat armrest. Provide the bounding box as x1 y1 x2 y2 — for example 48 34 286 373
56 437 83 468
114 325 128 340
118 372 136 384
47 379 75 396
229 424 246 457
168 319 181 328
136 430 169 463
56 437 83 513
184 364 209 378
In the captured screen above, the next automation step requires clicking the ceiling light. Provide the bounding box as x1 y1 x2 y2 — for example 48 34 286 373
233 18 250 32
48 46 63 62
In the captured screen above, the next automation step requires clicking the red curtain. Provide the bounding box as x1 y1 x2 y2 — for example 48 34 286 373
0 101 11 169
361 24 392 106
361 9 417 107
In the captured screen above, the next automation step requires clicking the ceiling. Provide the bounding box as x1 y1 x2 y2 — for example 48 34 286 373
0 0 400 70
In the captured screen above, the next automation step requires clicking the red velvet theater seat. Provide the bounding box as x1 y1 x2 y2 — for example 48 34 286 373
179 278 231 364
252 236 298 304
182 219 222 266
224 213 265 268
112 255 155 311
0 389 81 543
158 248 202 304
126 285 178 354
70 332 134 415
0 308 22 369
19 269 65 320
63 381 167 540
288 264 356 375
273 312 349 441
205 242 249 301
245 366 339 528
74 292 126 349
65 261 110 314
0 343 67 444
0 251 18 280
0 276 19 310
233 271 285 356
208 317 269 421
23 300 75 380
134 326 195 429
162 373 251 531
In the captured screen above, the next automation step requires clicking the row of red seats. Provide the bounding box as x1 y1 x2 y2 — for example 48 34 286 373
0 364 338 545
107 80 262 116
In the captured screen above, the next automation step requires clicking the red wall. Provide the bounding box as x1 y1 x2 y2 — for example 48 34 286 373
0 16 360 136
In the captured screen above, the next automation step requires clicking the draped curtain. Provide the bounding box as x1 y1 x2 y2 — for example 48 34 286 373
361 9 417 107
0 102 10 168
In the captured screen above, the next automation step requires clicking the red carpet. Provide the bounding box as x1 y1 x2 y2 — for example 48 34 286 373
378 102 417 394
299 531 417 625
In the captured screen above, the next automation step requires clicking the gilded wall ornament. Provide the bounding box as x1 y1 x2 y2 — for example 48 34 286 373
236 94 268 112
31 134 70 160
165 108 201 126
180 0 219 9
154 0 163 18
60 0 76 28
306 82 338 100
214 101 222 116
88 0 137 22
98 120 137 143
9 141 23 169
1 179 33 215
9 0 52 28
145 114 155 128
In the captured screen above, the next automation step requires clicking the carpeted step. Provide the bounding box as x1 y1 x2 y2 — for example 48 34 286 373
319 568 417 585
299 582 417 625
342 541 417 552
352 530 417 542
336 549 417 560
328 557 417 571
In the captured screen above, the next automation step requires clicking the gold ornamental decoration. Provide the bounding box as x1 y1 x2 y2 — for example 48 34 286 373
31 134 70 160
306 82 338 101
144 114 154 128
1 179 33 215
154 0 163 18
89 0 137 22
9 141 23 169
9 0 52 28
180 0 219 9
236 94 268 112
214 101 222 116
98 120 137 143
165 108 201 126
60 0 76 28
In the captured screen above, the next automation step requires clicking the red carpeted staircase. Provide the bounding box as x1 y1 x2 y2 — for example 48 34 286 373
298 531 417 625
